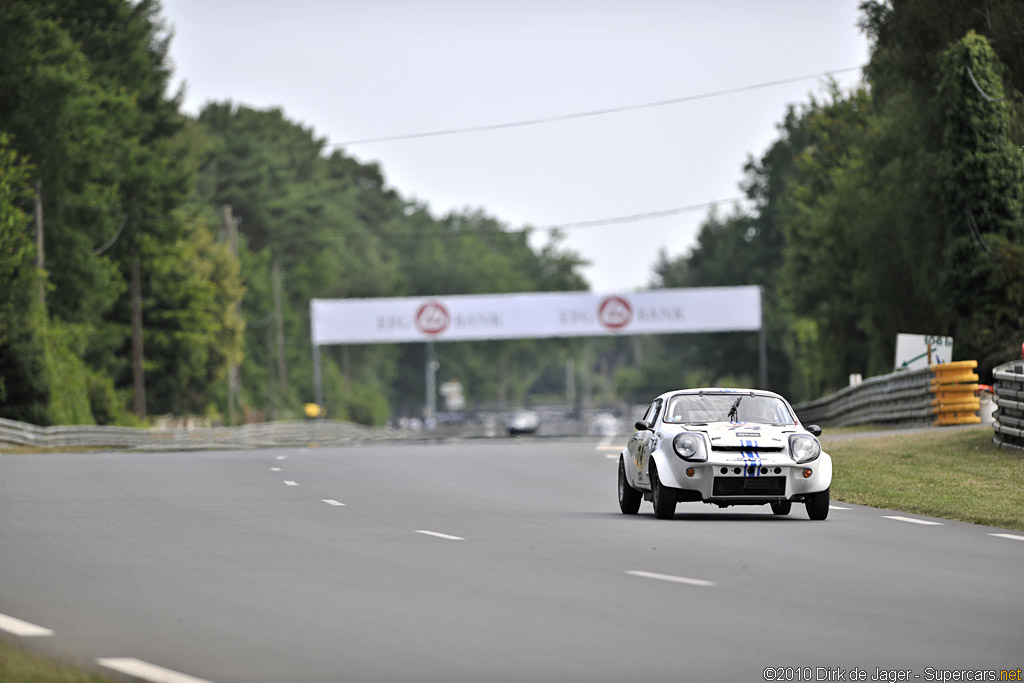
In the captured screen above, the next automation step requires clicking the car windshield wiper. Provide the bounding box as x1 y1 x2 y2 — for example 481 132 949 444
727 397 742 422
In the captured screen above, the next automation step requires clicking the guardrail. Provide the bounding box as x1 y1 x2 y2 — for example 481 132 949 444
0 410 631 450
794 361 980 428
992 360 1024 451
0 418 387 450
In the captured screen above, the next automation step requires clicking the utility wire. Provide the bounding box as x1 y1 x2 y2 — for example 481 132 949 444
19 193 746 239
965 65 1005 102
535 197 746 231
334 66 865 147
93 214 129 255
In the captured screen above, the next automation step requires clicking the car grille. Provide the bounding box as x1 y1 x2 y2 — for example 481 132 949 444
713 476 786 496
711 445 784 452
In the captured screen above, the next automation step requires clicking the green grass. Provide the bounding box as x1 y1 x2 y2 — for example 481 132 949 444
0 446 106 455
823 426 1024 531
0 640 116 683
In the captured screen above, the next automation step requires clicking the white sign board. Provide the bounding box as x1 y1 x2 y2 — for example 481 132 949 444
311 287 761 345
894 333 954 371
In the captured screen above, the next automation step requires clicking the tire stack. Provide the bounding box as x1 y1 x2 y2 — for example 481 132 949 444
993 360 1024 451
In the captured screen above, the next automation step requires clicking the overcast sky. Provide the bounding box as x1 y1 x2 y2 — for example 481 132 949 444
160 0 871 293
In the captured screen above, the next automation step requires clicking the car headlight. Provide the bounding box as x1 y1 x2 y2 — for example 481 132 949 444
789 434 821 463
673 433 707 462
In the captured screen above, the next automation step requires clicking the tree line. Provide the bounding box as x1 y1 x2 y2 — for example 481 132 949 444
0 0 588 426
1 0 1022 426
620 0 1023 402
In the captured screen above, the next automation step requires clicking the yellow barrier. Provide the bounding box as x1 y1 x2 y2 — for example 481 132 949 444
931 361 980 426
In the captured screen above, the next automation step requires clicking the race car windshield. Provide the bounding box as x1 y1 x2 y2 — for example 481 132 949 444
664 394 795 425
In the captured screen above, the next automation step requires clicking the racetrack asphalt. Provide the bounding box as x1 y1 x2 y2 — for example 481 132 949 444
1 439 1021 683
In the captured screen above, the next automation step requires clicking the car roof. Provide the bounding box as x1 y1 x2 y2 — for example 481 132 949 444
654 387 787 402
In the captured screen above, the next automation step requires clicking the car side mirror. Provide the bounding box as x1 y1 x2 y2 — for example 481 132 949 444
807 424 822 437
635 419 652 432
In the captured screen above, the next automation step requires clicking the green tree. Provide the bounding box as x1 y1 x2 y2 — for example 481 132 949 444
937 32 1024 371
0 136 48 424
0 0 242 423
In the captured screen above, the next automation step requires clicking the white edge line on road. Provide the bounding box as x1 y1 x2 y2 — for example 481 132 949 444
0 613 54 637
990 533 1024 542
415 530 465 541
829 505 850 510
284 480 298 486
322 499 346 506
882 515 943 526
625 570 716 587
97 658 213 683
270 467 282 472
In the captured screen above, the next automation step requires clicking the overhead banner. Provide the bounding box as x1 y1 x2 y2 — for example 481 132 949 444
311 286 761 346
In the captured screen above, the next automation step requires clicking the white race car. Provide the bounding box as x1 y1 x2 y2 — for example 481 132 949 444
617 388 832 520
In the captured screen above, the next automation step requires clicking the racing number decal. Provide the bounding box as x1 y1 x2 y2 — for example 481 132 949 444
634 440 645 471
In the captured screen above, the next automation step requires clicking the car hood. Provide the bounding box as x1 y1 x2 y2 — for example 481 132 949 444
678 422 802 450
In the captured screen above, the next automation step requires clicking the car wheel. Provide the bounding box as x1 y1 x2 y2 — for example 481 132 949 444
770 500 792 516
618 456 642 515
805 488 829 520
649 460 677 520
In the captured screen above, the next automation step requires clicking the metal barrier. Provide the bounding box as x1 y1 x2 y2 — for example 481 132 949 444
794 367 935 427
0 410 631 450
992 360 1024 451
0 417 386 450
795 362 981 428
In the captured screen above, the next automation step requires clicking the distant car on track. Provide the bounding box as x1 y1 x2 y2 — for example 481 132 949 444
507 409 540 436
588 412 623 436
617 388 831 520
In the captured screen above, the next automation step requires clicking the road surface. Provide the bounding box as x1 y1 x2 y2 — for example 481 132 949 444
1 439 1021 682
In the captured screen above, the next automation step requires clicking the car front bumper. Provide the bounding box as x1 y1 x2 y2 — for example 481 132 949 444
657 450 832 503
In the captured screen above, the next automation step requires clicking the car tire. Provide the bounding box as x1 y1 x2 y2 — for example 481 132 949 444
618 456 642 515
770 500 792 516
649 460 677 520
805 488 829 520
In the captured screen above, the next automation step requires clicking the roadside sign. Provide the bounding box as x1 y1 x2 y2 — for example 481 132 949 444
895 333 953 371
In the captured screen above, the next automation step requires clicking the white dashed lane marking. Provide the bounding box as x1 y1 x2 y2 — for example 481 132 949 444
97 658 213 683
275 455 287 461
415 530 465 541
990 533 1024 542
0 613 54 637
883 515 943 526
625 570 716 587
829 505 850 510
322 499 346 506
284 480 298 486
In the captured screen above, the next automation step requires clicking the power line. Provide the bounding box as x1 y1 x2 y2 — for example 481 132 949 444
965 65 1005 103
535 197 746 231
19 192 747 238
334 66 865 147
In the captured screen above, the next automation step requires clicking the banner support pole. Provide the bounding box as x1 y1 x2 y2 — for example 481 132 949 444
758 285 768 389
313 342 323 417
425 341 437 427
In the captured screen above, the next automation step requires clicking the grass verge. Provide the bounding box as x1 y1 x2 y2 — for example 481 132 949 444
0 446 108 455
0 639 116 683
823 426 1024 531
